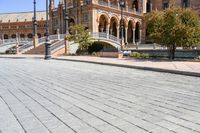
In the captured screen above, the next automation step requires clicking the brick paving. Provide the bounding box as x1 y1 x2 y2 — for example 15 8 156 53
0 58 200 133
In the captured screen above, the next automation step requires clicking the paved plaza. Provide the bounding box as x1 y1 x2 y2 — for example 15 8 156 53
0 58 200 133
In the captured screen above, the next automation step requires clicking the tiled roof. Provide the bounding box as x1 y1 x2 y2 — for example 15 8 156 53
0 11 46 23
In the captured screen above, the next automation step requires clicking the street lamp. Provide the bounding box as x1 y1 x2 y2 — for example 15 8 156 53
119 0 125 51
45 0 51 60
33 0 37 37
64 0 69 54
64 0 69 34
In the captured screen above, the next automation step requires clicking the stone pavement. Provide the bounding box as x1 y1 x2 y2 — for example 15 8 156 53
0 54 200 77
55 56 200 77
0 58 200 133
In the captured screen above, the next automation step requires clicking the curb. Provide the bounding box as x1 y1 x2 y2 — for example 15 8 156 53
52 57 200 77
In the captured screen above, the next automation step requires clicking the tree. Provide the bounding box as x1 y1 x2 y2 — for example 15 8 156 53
145 7 200 59
67 24 95 52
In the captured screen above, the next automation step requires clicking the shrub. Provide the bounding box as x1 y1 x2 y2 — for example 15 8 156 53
129 52 150 59
195 55 200 60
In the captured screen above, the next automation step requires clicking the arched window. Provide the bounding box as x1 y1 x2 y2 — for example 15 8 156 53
146 0 152 12
4 34 9 39
132 0 139 11
182 0 189 8
162 0 169 9
11 34 16 38
27 33 33 38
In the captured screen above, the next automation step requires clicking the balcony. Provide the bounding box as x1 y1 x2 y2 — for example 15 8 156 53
96 1 142 16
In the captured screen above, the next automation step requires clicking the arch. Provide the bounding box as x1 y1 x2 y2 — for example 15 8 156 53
4 34 9 39
27 33 33 38
98 14 109 33
146 0 152 12
132 0 139 11
37 33 42 38
127 21 133 44
20 34 25 38
135 22 140 43
110 16 119 37
11 34 16 38
69 18 75 27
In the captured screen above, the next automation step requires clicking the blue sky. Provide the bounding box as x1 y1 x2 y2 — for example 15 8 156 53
0 0 59 13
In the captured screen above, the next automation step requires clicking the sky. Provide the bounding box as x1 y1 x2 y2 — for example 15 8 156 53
0 0 59 13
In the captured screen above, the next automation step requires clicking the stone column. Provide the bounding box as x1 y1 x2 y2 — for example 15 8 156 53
57 28 60 40
117 26 120 40
139 29 142 43
125 27 128 44
132 28 135 44
106 24 110 39
109 29 113 35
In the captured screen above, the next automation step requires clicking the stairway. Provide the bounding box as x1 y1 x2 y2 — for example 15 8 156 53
24 44 45 55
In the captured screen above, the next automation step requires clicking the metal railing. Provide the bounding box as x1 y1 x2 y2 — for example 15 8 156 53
51 40 65 54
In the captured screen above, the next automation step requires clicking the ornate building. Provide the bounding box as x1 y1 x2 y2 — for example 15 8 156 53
49 0 146 44
0 0 200 45
0 11 46 40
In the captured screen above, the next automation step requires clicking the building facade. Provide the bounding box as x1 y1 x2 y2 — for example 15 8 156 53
0 11 46 40
0 0 199 45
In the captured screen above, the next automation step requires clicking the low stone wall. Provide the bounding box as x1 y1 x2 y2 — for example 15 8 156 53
97 52 118 58
129 49 200 59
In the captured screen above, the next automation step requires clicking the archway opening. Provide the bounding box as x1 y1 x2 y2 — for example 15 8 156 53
98 15 108 33
20 34 25 38
132 0 139 11
146 0 151 12
135 22 140 43
4 34 9 39
128 21 133 44
11 34 16 38
110 17 118 37
37 33 42 38
27 33 33 38
69 18 75 34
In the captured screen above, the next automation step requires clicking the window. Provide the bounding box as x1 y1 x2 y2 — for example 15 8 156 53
182 0 189 8
162 0 169 9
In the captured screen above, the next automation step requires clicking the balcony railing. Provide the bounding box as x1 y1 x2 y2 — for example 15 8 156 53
97 1 142 16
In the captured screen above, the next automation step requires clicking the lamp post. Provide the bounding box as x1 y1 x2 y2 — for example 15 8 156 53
45 0 51 60
119 0 125 51
33 0 37 37
64 0 69 54
64 0 69 34
33 0 38 48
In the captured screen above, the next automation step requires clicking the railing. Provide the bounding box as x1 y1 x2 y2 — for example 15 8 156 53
98 1 108 6
51 40 65 54
110 4 118 9
91 32 121 46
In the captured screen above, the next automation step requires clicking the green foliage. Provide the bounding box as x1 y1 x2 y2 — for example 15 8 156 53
145 7 200 59
129 52 150 59
195 55 200 60
67 24 95 50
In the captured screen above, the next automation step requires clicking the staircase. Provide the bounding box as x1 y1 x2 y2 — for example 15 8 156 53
24 44 45 55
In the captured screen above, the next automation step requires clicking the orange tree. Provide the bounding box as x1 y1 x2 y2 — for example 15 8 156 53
145 7 200 59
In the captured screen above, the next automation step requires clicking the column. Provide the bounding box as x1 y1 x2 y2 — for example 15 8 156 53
108 0 110 7
109 29 113 35
117 26 120 40
106 24 110 39
132 28 135 44
139 29 142 43
125 27 128 44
